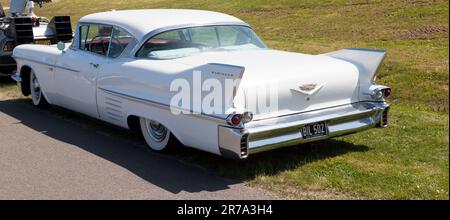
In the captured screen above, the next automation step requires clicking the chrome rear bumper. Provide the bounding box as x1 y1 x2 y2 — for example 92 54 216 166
218 102 389 159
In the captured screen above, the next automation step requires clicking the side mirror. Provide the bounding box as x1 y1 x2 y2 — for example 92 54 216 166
57 41 66 51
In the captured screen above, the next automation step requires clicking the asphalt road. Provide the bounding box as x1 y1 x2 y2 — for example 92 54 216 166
0 99 270 200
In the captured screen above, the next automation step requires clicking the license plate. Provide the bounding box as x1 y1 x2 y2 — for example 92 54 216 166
301 121 329 139
34 39 52 45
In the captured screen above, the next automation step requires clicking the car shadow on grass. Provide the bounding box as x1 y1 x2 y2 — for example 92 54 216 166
175 138 369 181
0 98 369 193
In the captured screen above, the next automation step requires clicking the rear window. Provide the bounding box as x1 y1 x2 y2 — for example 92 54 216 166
136 25 266 59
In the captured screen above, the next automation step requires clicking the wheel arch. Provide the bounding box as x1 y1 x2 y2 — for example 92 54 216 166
19 65 32 96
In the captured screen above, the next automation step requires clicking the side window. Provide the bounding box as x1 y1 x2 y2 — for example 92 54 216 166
79 24 113 56
189 26 219 47
136 29 192 59
79 25 89 50
216 26 262 47
108 27 134 58
155 31 182 41
216 26 239 46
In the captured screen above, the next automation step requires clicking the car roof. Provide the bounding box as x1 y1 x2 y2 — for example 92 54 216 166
79 9 249 41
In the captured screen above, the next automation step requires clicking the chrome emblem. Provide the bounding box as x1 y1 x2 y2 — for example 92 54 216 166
299 83 318 91
292 83 326 95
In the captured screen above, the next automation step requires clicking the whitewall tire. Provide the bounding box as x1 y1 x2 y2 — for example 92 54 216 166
139 118 178 152
29 70 49 108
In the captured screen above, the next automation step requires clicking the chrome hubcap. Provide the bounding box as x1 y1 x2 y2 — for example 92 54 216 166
31 74 41 102
145 120 168 142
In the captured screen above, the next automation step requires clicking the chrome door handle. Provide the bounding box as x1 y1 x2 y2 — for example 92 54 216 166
90 63 99 68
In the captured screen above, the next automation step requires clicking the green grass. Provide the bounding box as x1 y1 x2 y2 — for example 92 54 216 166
178 104 448 199
0 0 448 199
0 81 20 99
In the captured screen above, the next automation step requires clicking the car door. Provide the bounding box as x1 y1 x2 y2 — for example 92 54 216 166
95 26 137 126
54 23 113 118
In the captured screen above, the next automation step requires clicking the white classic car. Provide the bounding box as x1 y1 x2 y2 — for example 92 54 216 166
11 9 391 159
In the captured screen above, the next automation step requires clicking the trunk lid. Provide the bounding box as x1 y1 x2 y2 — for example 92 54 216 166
177 49 360 120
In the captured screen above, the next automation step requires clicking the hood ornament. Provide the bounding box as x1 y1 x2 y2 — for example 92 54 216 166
293 83 326 95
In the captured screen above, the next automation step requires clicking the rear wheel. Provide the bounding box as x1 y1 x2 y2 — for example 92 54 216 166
30 70 49 108
139 118 179 153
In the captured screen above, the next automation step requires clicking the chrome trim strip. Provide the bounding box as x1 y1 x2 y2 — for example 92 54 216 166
51 64 80 73
346 48 386 53
98 87 227 123
1 72 14 77
13 55 51 66
250 101 384 122
0 64 17 67
11 74 22 82
13 55 80 73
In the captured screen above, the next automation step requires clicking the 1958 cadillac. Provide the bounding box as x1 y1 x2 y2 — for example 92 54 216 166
11 9 391 159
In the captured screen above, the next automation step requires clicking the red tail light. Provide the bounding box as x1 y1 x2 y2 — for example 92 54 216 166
230 114 242 125
226 112 253 126
382 88 392 98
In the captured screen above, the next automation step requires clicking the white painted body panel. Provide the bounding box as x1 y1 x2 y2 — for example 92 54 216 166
13 44 59 104
175 49 360 120
53 48 111 118
97 88 223 154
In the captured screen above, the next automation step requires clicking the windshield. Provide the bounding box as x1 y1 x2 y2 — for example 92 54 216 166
136 25 267 59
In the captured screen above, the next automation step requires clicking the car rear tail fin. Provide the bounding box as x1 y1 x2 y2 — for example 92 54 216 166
322 48 386 83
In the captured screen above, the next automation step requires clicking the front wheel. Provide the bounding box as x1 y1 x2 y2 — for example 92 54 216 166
139 118 179 153
30 70 49 108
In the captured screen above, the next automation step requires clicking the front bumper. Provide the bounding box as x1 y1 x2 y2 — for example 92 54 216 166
218 102 389 159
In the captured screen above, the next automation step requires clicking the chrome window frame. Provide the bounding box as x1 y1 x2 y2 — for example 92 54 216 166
70 22 137 59
108 26 137 58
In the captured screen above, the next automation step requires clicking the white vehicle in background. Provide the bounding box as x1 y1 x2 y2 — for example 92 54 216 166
12 9 391 159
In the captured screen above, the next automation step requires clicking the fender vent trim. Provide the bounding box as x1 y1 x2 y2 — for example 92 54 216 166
240 134 249 158
381 107 389 127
